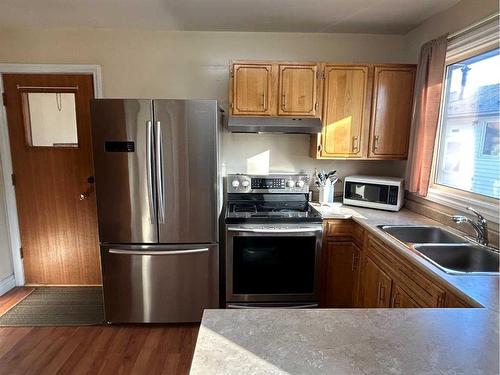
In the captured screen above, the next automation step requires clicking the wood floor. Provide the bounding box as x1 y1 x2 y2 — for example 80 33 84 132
0 287 34 316
0 288 199 374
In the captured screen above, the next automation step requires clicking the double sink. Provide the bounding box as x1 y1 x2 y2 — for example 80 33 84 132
378 225 499 275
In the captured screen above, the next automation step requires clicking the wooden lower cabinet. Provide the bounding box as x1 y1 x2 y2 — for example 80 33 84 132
359 255 392 307
321 226 475 309
390 283 422 308
323 242 361 307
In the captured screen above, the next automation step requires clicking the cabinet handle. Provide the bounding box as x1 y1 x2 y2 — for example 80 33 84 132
373 135 380 152
378 282 386 305
352 253 359 271
261 93 266 109
392 292 400 308
282 93 286 109
352 136 359 152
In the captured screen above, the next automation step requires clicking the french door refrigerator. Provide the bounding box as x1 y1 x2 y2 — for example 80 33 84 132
90 99 221 323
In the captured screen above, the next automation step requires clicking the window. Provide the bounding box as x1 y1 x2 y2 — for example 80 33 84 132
21 92 79 147
433 48 500 200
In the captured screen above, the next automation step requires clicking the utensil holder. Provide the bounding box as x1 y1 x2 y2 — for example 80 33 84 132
318 182 332 205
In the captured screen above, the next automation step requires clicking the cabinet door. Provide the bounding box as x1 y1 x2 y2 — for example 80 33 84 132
360 255 392 307
323 242 361 307
390 283 421 308
232 64 274 116
320 65 370 158
369 66 416 158
278 64 318 116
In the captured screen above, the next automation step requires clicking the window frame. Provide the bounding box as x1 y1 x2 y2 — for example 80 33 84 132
428 45 500 223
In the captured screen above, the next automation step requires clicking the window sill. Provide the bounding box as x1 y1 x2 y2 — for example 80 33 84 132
426 187 499 224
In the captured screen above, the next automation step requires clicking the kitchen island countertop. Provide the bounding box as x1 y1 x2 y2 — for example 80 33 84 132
190 308 498 374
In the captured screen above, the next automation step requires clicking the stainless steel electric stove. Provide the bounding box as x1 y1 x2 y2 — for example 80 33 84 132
224 174 323 308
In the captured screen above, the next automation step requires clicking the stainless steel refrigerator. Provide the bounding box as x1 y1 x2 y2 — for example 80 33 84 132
90 99 221 323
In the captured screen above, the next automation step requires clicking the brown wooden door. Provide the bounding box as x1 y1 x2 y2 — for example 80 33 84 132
278 64 318 116
231 63 274 116
360 255 392 307
323 242 361 308
390 283 421 308
320 65 370 158
369 65 416 159
2 73 100 285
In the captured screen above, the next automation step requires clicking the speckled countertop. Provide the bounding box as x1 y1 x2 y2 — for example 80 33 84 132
190 205 499 375
191 309 498 375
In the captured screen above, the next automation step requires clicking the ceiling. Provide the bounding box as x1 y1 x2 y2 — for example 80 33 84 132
0 0 461 34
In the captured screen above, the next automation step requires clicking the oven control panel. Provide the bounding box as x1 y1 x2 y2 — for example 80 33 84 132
227 174 309 194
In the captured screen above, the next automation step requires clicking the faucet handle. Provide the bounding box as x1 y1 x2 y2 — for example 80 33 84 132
466 207 487 224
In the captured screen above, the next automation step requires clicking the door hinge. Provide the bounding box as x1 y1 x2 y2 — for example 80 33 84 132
19 247 23 259
11 173 15 186
2 92 6 107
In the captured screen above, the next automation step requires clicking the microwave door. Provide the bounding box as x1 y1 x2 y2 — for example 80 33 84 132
345 182 388 203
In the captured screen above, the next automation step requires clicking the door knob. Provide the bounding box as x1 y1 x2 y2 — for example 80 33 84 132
80 176 94 200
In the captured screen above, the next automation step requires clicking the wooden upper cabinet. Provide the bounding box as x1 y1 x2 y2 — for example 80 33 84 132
369 65 416 159
278 64 319 117
320 65 370 158
231 63 275 116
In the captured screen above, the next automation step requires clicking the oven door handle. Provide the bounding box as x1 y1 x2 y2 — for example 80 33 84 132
227 227 322 234
226 303 319 309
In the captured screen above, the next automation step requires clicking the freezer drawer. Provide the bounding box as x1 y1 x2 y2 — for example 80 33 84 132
100 244 219 323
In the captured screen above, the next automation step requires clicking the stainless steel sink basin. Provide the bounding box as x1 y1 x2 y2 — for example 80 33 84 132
379 225 469 244
413 244 499 274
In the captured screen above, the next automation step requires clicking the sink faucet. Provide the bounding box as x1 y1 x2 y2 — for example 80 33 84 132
451 207 489 246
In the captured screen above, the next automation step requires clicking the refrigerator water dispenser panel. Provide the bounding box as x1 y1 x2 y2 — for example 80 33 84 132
105 141 135 152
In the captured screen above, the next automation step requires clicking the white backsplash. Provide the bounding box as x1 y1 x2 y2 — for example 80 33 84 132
221 132 407 183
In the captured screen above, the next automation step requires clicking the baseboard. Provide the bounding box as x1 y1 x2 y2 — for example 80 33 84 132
0 274 16 296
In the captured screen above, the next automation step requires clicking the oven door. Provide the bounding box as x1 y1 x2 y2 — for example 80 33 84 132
225 224 322 304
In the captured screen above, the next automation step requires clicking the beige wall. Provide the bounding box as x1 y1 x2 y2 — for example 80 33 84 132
0 0 496 178
0 155 13 282
405 0 499 60
0 28 410 177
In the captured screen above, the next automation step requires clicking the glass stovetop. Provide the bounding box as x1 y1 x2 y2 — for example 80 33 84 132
225 200 322 223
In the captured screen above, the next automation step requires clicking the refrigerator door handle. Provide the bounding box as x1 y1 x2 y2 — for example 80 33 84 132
155 120 166 224
146 120 156 224
108 248 209 256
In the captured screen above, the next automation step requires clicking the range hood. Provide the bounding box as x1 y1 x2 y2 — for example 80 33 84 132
228 116 322 134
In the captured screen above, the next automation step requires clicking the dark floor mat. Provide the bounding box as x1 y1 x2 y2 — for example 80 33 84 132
0 287 104 326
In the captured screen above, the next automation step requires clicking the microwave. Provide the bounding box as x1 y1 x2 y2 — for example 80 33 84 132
343 175 404 211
